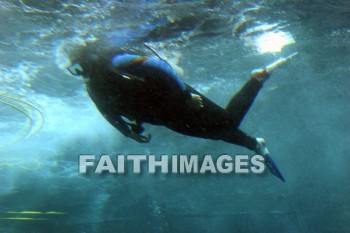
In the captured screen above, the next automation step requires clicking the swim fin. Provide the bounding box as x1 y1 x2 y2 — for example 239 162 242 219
266 52 298 74
255 138 285 182
265 154 285 182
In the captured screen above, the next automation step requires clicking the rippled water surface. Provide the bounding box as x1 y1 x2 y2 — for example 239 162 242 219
0 0 350 232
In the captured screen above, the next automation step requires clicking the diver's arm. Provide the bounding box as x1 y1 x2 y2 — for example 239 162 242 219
87 86 150 143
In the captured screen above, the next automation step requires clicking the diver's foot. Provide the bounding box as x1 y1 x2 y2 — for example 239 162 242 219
251 68 270 83
255 137 269 157
191 93 204 109
255 137 286 182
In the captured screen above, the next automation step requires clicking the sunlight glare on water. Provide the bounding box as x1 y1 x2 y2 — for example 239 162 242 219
255 31 295 53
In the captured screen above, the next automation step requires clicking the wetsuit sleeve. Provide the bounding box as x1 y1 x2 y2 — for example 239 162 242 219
89 90 150 143
102 113 132 137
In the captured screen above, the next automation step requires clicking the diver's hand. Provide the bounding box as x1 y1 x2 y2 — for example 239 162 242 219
190 93 204 109
129 132 152 143
128 123 145 134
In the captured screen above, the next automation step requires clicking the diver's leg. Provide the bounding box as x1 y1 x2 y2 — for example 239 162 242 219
222 128 258 151
226 69 270 127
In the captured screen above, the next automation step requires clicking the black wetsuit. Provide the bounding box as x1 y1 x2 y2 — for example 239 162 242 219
76 52 265 151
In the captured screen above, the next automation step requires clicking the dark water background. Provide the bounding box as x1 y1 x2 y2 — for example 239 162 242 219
0 0 350 232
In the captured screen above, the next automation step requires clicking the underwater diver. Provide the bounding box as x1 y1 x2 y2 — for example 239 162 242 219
68 43 297 182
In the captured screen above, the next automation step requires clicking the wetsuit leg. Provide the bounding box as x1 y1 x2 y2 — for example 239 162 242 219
222 128 257 151
225 77 264 128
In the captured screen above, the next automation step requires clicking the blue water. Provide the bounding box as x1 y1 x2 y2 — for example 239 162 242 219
1 1 350 232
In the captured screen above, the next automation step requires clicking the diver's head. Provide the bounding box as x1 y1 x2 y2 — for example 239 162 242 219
67 39 147 78
68 47 102 79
